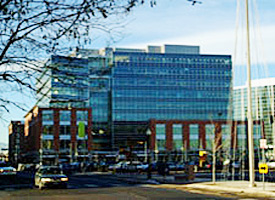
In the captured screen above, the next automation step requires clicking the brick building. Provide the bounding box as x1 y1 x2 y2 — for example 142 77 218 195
147 119 264 162
23 106 92 165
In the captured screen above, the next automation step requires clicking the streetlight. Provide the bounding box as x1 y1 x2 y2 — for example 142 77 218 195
146 129 152 179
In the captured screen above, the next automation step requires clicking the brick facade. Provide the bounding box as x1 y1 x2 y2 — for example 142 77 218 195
23 106 92 164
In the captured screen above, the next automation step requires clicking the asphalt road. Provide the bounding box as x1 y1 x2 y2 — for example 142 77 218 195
0 173 234 200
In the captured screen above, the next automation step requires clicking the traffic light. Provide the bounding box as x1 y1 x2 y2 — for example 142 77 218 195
199 151 207 168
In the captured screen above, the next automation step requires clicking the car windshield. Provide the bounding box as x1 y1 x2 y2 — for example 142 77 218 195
40 167 62 174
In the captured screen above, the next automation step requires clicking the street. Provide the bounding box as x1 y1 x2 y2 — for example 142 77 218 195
0 173 234 200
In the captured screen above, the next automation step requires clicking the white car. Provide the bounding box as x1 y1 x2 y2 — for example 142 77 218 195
267 160 275 169
0 166 17 176
34 166 68 189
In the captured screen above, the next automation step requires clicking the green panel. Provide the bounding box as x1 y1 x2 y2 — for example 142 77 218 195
78 121 85 137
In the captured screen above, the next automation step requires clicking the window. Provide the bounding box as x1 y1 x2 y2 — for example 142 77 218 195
60 110 71 121
173 124 183 150
60 140 70 150
237 125 247 149
77 110 88 121
189 124 199 149
77 140 88 150
59 125 70 135
253 124 262 147
42 110 53 121
222 125 231 149
42 140 53 150
42 125 53 135
156 124 166 150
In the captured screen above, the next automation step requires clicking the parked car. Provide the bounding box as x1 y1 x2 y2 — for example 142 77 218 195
0 162 16 176
166 162 177 171
83 162 98 172
267 160 275 169
34 166 68 189
137 163 149 172
114 161 129 172
176 162 185 171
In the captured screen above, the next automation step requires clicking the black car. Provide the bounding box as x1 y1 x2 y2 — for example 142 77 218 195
34 166 68 189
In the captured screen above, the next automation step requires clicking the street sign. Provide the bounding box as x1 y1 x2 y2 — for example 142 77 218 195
260 139 267 149
259 163 268 174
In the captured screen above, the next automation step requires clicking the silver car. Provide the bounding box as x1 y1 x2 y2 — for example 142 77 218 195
34 166 68 189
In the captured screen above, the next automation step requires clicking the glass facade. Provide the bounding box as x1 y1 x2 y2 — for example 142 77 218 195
51 56 89 108
233 80 275 143
37 45 232 149
112 52 232 122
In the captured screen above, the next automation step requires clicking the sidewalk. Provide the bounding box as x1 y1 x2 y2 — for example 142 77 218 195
114 173 275 198
154 181 275 199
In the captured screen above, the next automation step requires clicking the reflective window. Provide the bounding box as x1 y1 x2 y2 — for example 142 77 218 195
60 110 71 121
156 124 166 150
237 125 247 149
42 140 54 150
173 124 182 150
60 140 70 150
59 125 70 135
42 125 53 135
205 124 215 150
77 140 88 150
77 110 88 121
189 124 199 149
253 124 262 147
42 110 53 121
222 125 231 149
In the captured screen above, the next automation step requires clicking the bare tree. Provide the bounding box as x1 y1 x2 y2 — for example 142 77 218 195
0 0 157 112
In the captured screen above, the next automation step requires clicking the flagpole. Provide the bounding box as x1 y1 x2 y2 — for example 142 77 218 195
245 0 255 187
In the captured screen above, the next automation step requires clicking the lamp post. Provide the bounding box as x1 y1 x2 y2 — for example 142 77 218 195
146 129 152 180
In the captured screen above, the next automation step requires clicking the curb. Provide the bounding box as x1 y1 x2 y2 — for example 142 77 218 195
177 182 275 198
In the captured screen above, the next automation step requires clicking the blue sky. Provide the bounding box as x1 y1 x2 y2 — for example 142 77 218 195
1 0 275 144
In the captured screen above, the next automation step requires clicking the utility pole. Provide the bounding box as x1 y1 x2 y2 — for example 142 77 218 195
245 0 255 187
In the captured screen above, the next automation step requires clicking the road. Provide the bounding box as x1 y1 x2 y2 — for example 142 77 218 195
0 173 234 200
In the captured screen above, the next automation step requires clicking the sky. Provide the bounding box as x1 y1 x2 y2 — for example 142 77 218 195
1 0 275 145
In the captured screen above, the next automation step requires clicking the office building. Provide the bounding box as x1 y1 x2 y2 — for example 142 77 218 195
37 44 233 153
233 78 275 145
